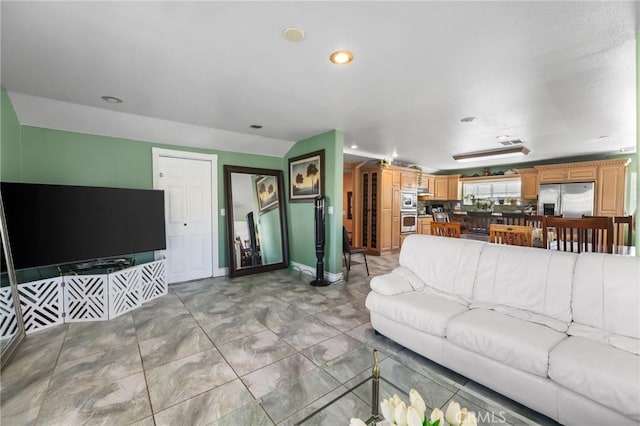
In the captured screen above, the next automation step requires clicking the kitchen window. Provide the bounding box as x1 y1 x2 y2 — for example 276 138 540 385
462 178 521 204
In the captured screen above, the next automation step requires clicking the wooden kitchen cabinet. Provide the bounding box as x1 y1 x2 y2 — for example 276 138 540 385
422 174 435 199
538 168 568 183
360 164 410 255
433 175 461 200
596 160 628 216
447 175 461 200
517 168 538 200
434 176 448 200
567 166 597 182
400 171 419 190
418 217 433 235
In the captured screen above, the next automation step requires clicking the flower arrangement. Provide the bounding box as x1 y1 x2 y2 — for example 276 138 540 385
350 389 477 426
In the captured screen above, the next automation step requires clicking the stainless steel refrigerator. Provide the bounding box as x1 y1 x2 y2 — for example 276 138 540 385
538 182 595 218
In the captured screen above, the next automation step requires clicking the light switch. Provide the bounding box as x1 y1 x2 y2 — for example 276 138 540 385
221 208 225 216
328 206 334 214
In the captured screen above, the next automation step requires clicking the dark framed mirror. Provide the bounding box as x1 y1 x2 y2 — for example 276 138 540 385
224 165 289 278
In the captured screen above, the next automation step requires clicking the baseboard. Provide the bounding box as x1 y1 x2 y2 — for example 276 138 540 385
290 261 344 284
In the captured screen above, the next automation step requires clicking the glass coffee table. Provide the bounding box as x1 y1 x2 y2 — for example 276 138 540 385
294 349 402 425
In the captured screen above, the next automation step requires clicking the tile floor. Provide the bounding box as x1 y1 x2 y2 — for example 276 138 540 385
1 255 558 425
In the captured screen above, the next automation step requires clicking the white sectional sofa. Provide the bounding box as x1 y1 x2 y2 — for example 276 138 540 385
366 234 640 425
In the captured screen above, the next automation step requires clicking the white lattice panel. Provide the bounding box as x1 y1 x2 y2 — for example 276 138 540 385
140 260 167 303
18 278 64 334
108 268 141 319
0 287 18 340
63 275 108 322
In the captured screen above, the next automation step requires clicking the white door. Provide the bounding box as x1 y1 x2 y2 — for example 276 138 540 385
157 156 213 283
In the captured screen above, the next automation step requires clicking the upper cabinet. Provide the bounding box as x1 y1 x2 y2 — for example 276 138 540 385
433 176 449 200
534 159 630 216
537 163 598 183
400 171 418 190
432 174 461 200
517 168 538 200
447 175 462 200
422 175 435 199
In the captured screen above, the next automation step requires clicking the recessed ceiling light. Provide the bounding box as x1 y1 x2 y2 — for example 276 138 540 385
101 95 123 104
392 149 398 158
350 144 358 149
496 135 510 139
330 50 354 65
460 116 477 123
283 27 305 42
249 124 263 129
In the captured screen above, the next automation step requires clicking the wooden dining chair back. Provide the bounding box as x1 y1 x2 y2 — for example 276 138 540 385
583 215 633 247
489 224 533 247
432 211 450 223
500 213 526 226
524 214 562 229
342 226 369 281
543 217 613 254
430 222 461 238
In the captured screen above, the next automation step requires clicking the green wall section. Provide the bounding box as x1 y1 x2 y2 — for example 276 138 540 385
1 88 22 181
284 130 344 276
6 123 282 271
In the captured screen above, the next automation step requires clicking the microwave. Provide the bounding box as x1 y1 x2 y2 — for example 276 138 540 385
401 191 417 210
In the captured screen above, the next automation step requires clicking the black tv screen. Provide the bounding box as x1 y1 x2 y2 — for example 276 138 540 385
1 182 166 270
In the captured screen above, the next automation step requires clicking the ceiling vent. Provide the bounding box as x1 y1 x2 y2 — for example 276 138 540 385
498 139 525 146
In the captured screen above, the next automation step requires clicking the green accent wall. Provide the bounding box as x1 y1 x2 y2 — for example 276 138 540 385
284 130 344 276
1 88 22 181
5 123 282 272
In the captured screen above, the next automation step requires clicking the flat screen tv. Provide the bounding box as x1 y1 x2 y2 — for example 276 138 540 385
1 182 166 270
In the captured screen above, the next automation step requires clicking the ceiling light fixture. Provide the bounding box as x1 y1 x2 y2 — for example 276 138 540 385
249 124 263 129
496 134 510 140
283 27 305 42
392 149 398 158
453 146 530 163
330 50 354 65
350 144 358 149
101 95 123 104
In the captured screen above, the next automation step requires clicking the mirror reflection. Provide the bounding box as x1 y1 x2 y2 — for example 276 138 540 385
224 166 289 277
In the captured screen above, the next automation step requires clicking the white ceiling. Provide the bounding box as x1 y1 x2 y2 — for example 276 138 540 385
1 1 637 171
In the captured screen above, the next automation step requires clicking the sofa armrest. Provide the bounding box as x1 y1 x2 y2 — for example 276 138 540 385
370 266 426 296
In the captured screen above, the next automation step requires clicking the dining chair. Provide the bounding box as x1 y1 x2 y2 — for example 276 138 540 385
342 226 369 281
489 224 533 247
432 211 450 223
430 222 461 238
543 217 613 254
583 215 633 248
500 212 526 226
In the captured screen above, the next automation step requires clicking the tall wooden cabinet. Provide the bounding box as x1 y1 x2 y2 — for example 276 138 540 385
359 165 418 255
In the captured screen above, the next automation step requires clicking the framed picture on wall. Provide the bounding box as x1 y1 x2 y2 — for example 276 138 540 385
288 149 325 202
255 175 279 213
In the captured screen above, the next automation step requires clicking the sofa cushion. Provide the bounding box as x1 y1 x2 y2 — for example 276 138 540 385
571 253 640 352
472 243 577 328
365 291 468 337
549 336 640 421
370 266 426 296
447 309 567 377
400 235 484 300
